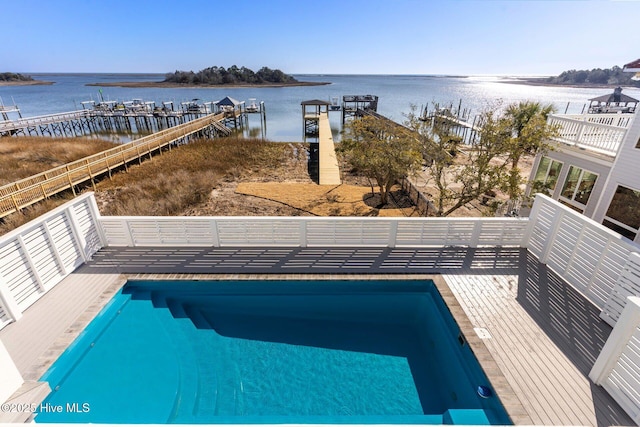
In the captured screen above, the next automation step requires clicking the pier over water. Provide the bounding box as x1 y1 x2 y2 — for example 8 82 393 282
0 99 252 138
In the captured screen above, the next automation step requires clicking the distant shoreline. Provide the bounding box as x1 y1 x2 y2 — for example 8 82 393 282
0 80 54 86
86 81 332 88
498 77 639 89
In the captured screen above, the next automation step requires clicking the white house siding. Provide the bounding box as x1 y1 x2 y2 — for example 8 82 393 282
592 112 640 244
528 147 613 218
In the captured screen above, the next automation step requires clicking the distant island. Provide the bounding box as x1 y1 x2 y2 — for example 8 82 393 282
0 72 53 86
87 65 330 88
507 65 640 88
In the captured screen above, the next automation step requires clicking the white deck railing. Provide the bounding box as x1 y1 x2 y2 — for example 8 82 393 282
0 194 103 328
526 194 640 324
98 215 530 248
590 296 640 425
1 192 640 420
547 113 631 157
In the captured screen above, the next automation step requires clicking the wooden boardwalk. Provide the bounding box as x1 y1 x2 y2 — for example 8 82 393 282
0 247 634 426
0 112 231 219
318 112 341 185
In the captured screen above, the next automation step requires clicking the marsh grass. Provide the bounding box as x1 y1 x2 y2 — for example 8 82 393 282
0 136 119 185
0 137 298 233
95 137 289 216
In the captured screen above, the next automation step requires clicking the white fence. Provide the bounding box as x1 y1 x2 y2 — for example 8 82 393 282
559 113 635 128
0 194 103 329
526 194 640 325
99 215 530 248
590 296 640 425
547 114 630 157
1 192 640 422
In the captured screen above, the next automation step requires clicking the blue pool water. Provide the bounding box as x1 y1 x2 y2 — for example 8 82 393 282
36 280 511 424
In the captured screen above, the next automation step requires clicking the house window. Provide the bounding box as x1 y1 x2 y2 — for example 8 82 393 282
602 185 640 241
532 157 563 194
559 166 598 211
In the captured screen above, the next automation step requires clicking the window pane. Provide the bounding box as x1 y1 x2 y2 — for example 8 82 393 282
534 157 550 183
559 199 584 213
603 219 638 241
605 186 640 230
561 166 581 199
574 171 597 205
547 160 562 191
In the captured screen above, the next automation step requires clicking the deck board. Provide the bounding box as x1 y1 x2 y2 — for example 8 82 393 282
0 247 635 426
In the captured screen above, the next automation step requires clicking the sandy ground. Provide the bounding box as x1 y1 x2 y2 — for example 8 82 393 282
234 182 419 217
180 150 419 218
181 143 532 218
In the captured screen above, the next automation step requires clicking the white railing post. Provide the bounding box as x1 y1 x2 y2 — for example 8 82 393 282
522 195 542 248
540 210 564 264
41 220 68 276
388 220 398 248
124 219 136 247
590 296 640 384
299 220 307 248
86 193 106 247
210 219 220 247
0 276 22 322
0 338 23 405
65 206 88 263
574 120 585 146
470 221 482 248
16 235 46 292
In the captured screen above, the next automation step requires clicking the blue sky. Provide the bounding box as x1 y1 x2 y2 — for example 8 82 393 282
3 0 639 75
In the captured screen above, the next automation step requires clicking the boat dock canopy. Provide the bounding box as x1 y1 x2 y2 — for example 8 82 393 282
588 87 638 113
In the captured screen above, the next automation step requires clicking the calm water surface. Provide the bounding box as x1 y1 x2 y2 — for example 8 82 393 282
2 73 639 142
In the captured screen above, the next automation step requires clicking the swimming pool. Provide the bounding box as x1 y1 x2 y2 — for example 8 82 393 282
36 279 511 424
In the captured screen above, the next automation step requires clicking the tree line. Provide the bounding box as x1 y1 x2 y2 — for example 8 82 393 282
545 66 640 87
0 72 34 82
163 66 298 85
339 101 558 216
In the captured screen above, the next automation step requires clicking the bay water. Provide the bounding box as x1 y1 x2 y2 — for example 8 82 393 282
2 73 639 142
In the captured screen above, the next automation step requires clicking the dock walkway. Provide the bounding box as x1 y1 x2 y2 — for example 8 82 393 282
0 112 231 219
317 112 341 185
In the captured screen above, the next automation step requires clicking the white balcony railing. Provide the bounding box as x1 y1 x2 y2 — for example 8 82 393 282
547 113 633 157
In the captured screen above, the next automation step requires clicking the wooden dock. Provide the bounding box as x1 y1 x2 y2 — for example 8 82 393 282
0 112 233 219
317 112 341 185
0 101 250 137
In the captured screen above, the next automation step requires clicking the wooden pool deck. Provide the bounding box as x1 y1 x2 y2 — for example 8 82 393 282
0 247 634 426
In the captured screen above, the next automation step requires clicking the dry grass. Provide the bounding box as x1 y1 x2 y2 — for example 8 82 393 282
0 195 77 235
0 136 418 235
95 138 296 216
0 136 119 185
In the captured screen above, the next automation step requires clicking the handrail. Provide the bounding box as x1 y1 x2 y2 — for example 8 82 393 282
547 114 629 157
0 110 91 132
